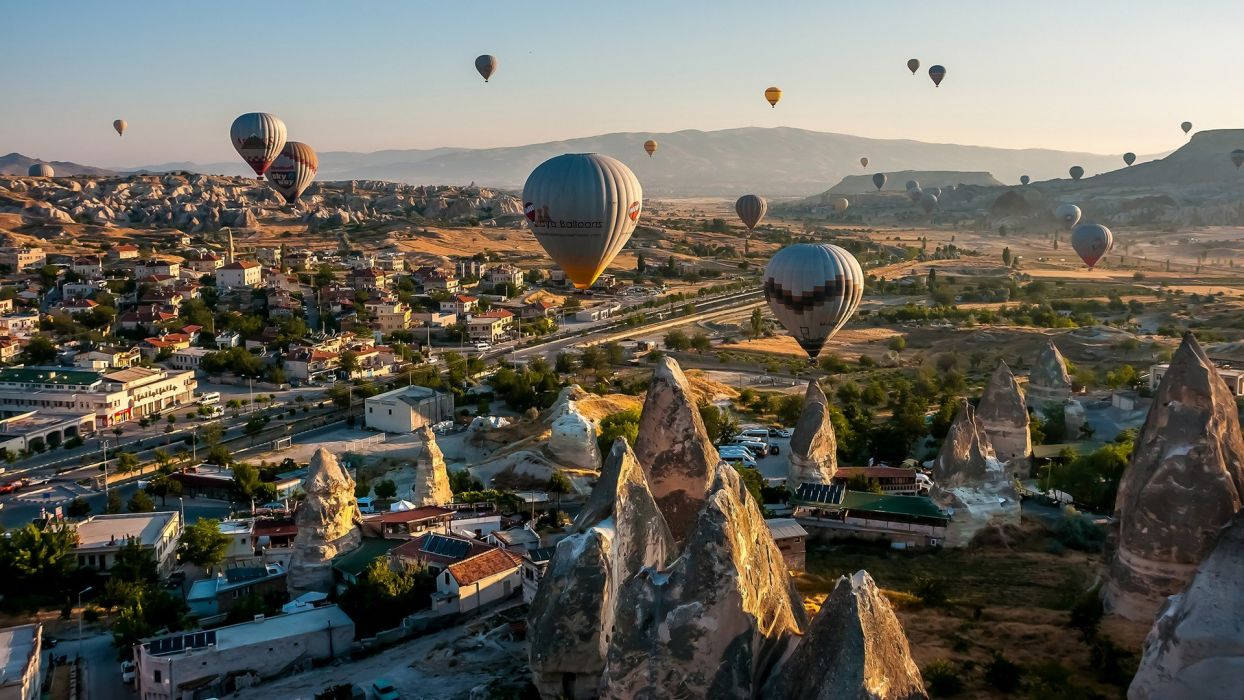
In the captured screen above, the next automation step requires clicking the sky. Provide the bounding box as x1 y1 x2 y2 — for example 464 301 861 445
2 0 1243 167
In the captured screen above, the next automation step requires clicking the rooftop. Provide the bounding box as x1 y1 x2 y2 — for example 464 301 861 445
0 623 39 687
392 532 491 566
840 491 949 521
447 547 522 586
102 366 164 384
0 367 101 387
765 518 809 541
186 564 284 602
331 538 403 578
363 506 454 524
74 512 179 550
142 605 352 657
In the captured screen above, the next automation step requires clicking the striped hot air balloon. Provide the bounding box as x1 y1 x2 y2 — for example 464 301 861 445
764 243 864 359
267 141 318 204
230 112 287 178
1055 204 1082 230
522 154 642 289
28 163 53 177
1072 223 1113 268
764 87 782 107
735 195 767 231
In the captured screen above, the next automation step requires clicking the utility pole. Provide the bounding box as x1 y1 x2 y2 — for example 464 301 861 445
101 440 109 498
76 586 93 662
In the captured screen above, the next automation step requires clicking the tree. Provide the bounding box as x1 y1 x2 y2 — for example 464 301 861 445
178 518 230 570
597 409 641 453
547 470 571 519
690 332 712 352
106 490 122 514
374 479 398 500
66 497 91 517
231 463 261 501
22 336 57 365
339 350 359 376
145 476 182 507
748 308 766 339
115 452 139 474
244 416 265 440
337 559 436 637
663 330 691 351
698 404 738 443
152 448 172 474
1001 247 1012 267
127 490 155 513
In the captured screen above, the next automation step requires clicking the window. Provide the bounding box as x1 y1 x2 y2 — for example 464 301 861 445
154 670 162 683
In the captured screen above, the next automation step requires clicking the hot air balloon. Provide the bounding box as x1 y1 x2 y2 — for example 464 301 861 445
1232 149 1244 169
1069 165 1084 181
1071 223 1113 268
735 195 767 230
872 173 887 191
764 87 782 107
475 55 497 82
267 141 318 204
928 65 946 86
1123 152 1136 166
920 193 938 213
859 157 868 168
904 180 920 192
27 163 53 177
907 58 920 75
1055 204 1081 230
907 188 924 204
643 140 658 157
522 153 642 289
113 119 126 137
763 243 864 359
230 113 287 178
831 197 849 213
1020 175 1030 185
1181 121 1192 135
929 187 943 198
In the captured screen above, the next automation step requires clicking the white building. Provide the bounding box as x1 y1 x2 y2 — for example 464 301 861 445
364 385 455 433
216 260 262 289
466 309 514 342
73 511 182 577
1150 361 1244 395
430 547 522 614
0 623 41 700
167 347 213 372
0 366 196 428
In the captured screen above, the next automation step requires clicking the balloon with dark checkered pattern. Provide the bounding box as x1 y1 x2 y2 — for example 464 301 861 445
763 243 864 360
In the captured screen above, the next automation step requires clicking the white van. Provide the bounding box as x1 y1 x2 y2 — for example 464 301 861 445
739 428 771 440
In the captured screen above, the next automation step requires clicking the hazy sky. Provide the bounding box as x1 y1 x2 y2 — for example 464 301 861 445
3 0 1242 167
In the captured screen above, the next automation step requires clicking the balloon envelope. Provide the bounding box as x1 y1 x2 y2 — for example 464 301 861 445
1055 204 1082 230
1181 121 1192 134
113 119 126 137
872 173 887 190
859 157 868 168
920 193 938 213
929 187 942 198
1069 165 1084 181
1123 152 1136 166
735 194 768 231
267 141 318 204
522 153 642 289
904 179 920 192
928 65 946 86
230 112 287 178
475 55 497 81
907 58 920 74
763 243 864 359
907 188 923 203
764 87 782 107
27 163 53 177
831 197 849 213
1020 175 1030 185
643 140 658 157
1232 150 1244 169
1072 223 1113 268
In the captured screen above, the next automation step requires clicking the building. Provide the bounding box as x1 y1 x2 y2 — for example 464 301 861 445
363 299 411 333
182 250 223 274
363 385 454 433
347 267 391 291
167 347 213 372
1150 361 1244 396
485 264 524 288
455 259 484 279
283 347 338 383
359 506 454 540
134 606 354 700
831 466 926 496
216 261 262 289
439 294 479 316
765 518 808 572
410 310 457 331
0 411 96 453
73 511 182 577
71 256 104 277
56 298 99 316
330 538 405 586
0 247 45 272
73 346 142 370
791 483 949 548
0 366 196 427
0 314 38 336
520 547 555 604
109 244 139 261
488 526 540 553
430 547 522 614
466 309 514 343
185 564 286 619
137 260 180 279
389 532 493 575
0 623 41 700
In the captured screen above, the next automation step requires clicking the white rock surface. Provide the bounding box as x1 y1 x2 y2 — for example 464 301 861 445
547 386 602 470
287 448 362 595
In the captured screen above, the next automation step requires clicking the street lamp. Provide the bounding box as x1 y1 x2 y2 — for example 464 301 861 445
77 586 93 661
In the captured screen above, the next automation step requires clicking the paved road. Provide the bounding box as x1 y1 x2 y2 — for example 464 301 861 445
77 631 133 700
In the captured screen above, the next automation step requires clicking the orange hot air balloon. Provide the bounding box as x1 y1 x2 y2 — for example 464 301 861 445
764 87 782 107
643 140 658 157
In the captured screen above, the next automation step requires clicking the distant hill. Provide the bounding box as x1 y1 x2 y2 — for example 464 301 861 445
1041 129 1244 191
827 170 1003 194
123 127 1157 197
0 152 116 177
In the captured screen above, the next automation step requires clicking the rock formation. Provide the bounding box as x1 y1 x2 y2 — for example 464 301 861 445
930 400 1019 548
410 426 452 507
762 571 927 700
1128 510 1244 699
1027 339 1073 408
529 440 675 699
976 361 1031 476
788 380 838 488
548 386 602 470
931 400 997 487
634 357 720 543
1104 333 1244 621
287 448 362 595
604 463 808 698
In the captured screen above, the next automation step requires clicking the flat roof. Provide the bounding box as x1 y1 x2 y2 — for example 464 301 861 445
75 512 178 550
331 538 403 578
364 506 453 524
0 367 101 386
102 366 162 384
145 606 351 656
0 624 38 686
840 492 949 521
765 518 809 541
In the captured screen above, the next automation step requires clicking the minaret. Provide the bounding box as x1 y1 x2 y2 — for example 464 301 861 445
225 227 235 264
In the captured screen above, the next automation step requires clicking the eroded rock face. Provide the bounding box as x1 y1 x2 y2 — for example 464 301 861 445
930 400 1019 548
1027 339 1073 409
634 357 720 543
288 448 362 595
1105 333 1244 622
410 426 452 507
604 463 807 699
976 361 1031 474
789 380 838 487
931 399 996 487
762 570 927 700
529 440 675 699
548 386 602 470
1128 510 1244 699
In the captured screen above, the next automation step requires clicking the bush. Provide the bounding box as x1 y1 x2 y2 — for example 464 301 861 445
922 659 964 697
1053 515 1106 551
984 652 1022 692
1068 586 1104 640
915 576 948 607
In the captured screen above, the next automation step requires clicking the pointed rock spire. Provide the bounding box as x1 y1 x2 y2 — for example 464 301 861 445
1027 339 1072 407
976 361 1031 471
411 426 452 506
288 448 362 595
1105 332 1244 621
548 385 603 470
634 357 720 543
789 380 838 487
931 399 997 487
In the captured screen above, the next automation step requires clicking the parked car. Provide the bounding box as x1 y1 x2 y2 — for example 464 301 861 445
356 496 376 515
371 678 400 700
121 661 135 684
767 427 792 438
728 437 770 457
739 428 771 440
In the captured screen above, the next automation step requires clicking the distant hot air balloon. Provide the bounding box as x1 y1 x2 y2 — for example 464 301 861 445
1123 152 1136 166
1069 165 1084 181
475 55 497 82
1020 175 1030 185
735 194 768 230
27 163 53 177
764 87 782 107
928 65 946 87
907 58 920 75
832 197 849 213
920 193 938 213
113 119 126 137
764 243 864 359
267 141 318 204
1055 204 1082 230
859 157 868 168
872 173 887 191
230 113 287 178
929 187 942 199
904 180 920 192
1071 223 1113 268
522 153 642 289
643 140 658 157
1181 121 1193 135
907 188 924 204
1232 149 1244 169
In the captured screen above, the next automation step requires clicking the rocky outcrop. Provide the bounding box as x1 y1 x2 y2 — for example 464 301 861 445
604 462 807 698
1128 511 1244 699
788 380 838 488
529 440 675 699
976 361 1031 475
548 386 602 470
634 357 719 543
287 448 362 595
762 571 927 700
1027 339 1073 409
931 400 1019 548
931 400 996 487
1105 333 1244 621
410 426 452 507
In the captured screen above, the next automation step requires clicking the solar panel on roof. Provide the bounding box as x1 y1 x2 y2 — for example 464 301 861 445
421 533 470 559
145 630 217 655
794 482 845 506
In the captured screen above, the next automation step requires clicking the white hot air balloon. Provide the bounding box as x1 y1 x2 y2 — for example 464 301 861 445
522 153 642 289
1055 204 1082 231
763 243 864 359
230 112 287 178
267 141 318 203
